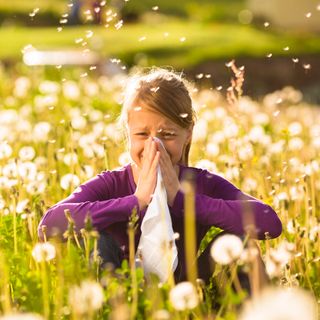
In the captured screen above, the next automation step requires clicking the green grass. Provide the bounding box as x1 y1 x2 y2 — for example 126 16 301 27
1 21 320 68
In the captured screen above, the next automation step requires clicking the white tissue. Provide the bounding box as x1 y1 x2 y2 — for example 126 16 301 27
137 137 178 282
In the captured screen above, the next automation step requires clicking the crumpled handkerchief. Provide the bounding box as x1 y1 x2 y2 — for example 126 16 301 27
136 137 178 282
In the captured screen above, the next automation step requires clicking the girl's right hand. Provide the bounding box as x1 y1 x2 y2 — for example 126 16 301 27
134 137 160 210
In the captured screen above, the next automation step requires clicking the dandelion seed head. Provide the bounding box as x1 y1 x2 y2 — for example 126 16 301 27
169 282 199 311
60 174 80 190
210 234 243 264
0 142 12 159
69 280 104 315
239 287 318 320
32 242 56 262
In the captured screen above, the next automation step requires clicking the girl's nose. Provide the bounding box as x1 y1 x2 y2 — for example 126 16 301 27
152 136 165 149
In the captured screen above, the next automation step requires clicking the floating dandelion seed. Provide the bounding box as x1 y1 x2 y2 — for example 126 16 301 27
80 73 88 78
75 38 83 44
150 87 160 92
283 46 290 51
303 64 311 70
264 21 270 27
60 18 68 24
169 282 199 311
138 36 146 41
305 12 312 18
216 86 223 91
86 30 93 38
225 60 234 67
115 20 123 30
266 53 273 58
152 6 159 11
89 65 96 70
100 0 106 6
292 58 299 63
134 106 142 111
29 8 40 17
196 73 204 79
62 13 69 18
57 27 63 32
276 98 283 104
32 242 56 262
179 36 186 42
163 32 169 37
205 74 211 78
179 113 188 118
273 110 280 117
56 65 62 69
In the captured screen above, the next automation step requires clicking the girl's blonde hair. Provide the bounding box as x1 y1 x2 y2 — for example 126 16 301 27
120 67 196 165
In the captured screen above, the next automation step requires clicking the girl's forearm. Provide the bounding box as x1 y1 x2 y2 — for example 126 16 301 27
38 195 140 240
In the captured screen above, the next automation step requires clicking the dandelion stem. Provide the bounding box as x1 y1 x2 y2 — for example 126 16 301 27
0 251 12 313
128 221 138 320
182 175 198 285
41 260 50 319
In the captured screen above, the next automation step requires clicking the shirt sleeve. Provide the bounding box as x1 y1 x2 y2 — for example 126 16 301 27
170 169 282 240
38 172 140 240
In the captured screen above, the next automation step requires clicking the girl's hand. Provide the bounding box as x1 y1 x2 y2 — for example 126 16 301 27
156 141 180 207
134 137 160 210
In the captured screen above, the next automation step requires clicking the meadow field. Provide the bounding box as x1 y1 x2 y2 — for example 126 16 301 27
0 62 319 319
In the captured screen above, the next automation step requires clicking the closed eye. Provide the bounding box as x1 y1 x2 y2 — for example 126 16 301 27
161 131 176 139
135 132 148 136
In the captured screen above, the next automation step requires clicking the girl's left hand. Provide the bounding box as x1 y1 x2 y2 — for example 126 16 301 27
156 142 180 207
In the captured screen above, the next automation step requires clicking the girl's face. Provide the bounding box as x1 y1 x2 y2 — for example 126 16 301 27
127 103 192 169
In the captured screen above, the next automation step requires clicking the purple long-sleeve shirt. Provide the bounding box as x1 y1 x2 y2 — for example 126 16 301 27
38 163 282 265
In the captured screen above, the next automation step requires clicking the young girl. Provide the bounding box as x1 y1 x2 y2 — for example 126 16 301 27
38 68 282 282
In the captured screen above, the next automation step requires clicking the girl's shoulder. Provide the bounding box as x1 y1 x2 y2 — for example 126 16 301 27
178 163 223 181
179 164 241 198
97 163 133 184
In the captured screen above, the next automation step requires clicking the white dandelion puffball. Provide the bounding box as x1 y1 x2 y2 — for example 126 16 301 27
69 280 104 315
0 313 44 320
60 174 80 190
169 281 199 311
32 242 56 262
239 287 318 320
210 234 244 265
